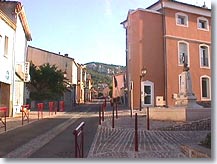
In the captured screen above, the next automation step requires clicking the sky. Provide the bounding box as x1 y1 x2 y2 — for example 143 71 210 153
19 0 211 66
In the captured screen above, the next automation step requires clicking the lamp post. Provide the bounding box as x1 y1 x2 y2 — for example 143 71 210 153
140 67 147 111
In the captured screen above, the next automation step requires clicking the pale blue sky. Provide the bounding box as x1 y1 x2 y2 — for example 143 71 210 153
19 0 211 66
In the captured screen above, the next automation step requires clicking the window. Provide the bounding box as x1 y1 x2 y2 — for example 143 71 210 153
201 76 211 100
178 41 189 66
176 12 188 27
200 45 210 68
4 36 9 57
197 17 209 31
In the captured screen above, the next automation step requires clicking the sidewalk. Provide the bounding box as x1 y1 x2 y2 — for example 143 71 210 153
0 110 66 134
87 105 210 158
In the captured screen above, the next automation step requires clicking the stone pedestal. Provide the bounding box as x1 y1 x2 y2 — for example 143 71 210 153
175 70 203 109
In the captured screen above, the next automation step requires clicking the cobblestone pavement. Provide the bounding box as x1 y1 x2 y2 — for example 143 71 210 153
87 109 209 158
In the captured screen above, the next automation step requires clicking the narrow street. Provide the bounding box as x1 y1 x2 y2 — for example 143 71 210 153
0 99 210 158
0 100 104 158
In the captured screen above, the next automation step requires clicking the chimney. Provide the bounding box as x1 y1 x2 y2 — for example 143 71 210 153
64 54 68 57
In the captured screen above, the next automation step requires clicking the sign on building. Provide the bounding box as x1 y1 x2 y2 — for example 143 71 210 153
24 62 30 82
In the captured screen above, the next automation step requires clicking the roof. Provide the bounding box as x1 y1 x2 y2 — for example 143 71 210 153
147 0 211 11
28 45 75 61
0 1 32 41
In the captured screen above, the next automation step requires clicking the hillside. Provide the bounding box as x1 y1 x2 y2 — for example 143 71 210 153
85 62 126 88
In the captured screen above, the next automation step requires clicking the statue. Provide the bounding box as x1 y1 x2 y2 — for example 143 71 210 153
175 55 202 108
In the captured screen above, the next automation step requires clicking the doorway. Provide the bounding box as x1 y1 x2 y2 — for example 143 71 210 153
141 81 154 107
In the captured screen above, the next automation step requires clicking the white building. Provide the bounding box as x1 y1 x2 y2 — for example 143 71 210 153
0 1 31 116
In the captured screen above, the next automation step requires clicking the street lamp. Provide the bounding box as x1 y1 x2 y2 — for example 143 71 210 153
140 67 147 111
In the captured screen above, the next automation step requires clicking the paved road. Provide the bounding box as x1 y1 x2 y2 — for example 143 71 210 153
0 100 102 158
0 100 210 158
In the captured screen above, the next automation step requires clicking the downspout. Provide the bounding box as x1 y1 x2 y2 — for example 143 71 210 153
160 0 168 106
11 23 17 117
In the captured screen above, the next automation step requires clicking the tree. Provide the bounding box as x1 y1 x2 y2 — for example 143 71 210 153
26 62 67 101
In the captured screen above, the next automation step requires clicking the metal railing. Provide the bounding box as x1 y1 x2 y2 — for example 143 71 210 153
73 121 85 158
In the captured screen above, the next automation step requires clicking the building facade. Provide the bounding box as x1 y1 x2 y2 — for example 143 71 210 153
27 46 86 109
0 1 31 116
122 0 211 109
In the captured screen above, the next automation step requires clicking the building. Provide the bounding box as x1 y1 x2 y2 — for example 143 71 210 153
0 1 32 116
121 0 211 110
27 46 79 109
76 63 86 104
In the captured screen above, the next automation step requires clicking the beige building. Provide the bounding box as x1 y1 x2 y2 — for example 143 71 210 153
27 46 83 109
122 0 211 110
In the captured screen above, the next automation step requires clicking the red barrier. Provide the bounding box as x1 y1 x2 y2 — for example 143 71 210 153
147 107 150 130
59 101 64 112
112 104 114 128
135 113 138 152
104 97 107 108
73 122 85 158
37 103 44 120
102 104 104 122
99 105 101 125
0 107 7 131
21 104 30 125
49 102 55 116
115 102 118 119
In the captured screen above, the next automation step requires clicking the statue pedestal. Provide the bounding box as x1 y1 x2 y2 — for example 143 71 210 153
175 70 203 109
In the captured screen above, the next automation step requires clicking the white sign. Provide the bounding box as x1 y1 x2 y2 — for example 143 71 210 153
24 62 30 74
24 62 30 82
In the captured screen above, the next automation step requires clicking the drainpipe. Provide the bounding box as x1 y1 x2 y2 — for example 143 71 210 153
161 0 168 106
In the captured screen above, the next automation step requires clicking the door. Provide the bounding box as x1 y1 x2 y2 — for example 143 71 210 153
141 81 154 107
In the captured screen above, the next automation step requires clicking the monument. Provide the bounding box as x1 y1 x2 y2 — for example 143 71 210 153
175 61 203 109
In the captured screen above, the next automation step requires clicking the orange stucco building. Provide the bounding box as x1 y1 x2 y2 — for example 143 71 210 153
122 0 211 110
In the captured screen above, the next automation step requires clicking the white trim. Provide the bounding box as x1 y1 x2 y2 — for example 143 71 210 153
177 40 190 67
148 1 211 17
141 80 154 107
197 16 209 31
199 44 210 69
130 8 162 15
165 34 211 44
175 12 188 27
164 2 211 17
200 75 211 101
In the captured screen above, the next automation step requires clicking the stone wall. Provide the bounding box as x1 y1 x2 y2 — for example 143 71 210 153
149 107 211 121
156 118 211 131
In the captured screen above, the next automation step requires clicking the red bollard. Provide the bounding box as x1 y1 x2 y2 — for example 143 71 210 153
0 107 7 131
49 102 54 116
102 104 104 122
147 107 150 130
112 104 114 128
73 122 85 158
59 101 64 112
21 104 30 125
115 102 118 119
99 105 101 125
37 103 44 120
104 97 107 108
135 113 138 152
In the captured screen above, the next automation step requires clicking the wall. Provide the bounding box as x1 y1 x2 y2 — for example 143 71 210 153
149 107 211 121
164 8 211 106
0 17 15 116
127 9 164 109
27 46 73 84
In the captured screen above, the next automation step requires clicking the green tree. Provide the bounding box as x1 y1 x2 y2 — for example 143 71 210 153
26 62 67 101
